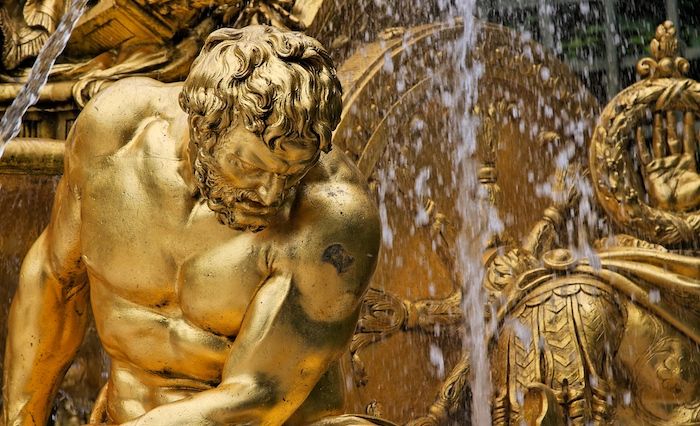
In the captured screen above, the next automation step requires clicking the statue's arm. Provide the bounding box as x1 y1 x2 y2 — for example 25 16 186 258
123 182 381 426
2 137 88 426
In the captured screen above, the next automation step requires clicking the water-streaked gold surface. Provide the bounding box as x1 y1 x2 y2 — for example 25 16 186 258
333 20 598 424
0 13 603 424
3 25 385 425
7 1 699 425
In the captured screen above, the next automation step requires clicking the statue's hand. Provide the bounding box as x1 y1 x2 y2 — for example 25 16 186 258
637 114 700 212
645 153 700 211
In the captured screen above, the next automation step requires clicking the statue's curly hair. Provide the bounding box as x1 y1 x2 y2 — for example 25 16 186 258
179 25 342 153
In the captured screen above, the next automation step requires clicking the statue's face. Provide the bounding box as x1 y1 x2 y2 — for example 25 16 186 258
194 123 320 232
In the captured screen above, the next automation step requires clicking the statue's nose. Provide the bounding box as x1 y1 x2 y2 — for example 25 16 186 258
257 174 286 206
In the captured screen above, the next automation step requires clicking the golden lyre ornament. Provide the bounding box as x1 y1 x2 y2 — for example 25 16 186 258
488 21 700 425
3 25 386 426
592 20 700 246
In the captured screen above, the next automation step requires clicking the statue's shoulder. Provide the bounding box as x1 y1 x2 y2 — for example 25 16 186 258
295 149 381 260
275 150 380 321
68 77 184 160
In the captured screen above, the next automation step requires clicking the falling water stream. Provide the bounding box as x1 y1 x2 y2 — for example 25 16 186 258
0 0 89 153
449 3 495 424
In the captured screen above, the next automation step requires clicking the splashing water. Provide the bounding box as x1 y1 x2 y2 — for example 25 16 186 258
449 2 494 425
0 0 89 153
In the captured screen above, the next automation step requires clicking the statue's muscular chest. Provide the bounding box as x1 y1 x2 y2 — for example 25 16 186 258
81 154 268 337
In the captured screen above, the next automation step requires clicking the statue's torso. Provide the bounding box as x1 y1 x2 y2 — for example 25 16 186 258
81 155 265 375
70 79 350 422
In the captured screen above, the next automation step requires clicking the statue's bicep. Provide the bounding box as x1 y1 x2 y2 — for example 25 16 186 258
44 176 85 281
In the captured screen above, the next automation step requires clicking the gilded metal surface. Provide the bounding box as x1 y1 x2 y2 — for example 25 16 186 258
0 0 317 116
0 16 604 423
3 26 383 425
0 0 61 70
489 21 700 425
15 1 700 425
591 21 700 246
0 138 64 174
334 20 598 423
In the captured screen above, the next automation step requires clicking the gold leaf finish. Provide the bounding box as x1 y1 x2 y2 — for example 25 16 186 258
2 26 385 426
489 21 700 425
4 0 700 421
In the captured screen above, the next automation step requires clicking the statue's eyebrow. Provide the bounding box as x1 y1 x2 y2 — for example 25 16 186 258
234 147 291 173
229 152 261 169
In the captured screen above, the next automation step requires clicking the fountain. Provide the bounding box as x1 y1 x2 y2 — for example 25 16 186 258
0 0 89 153
1 0 699 425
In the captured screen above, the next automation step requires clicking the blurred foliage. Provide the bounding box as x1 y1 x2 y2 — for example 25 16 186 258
480 0 700 100
561 24 604 59
617 18 655 57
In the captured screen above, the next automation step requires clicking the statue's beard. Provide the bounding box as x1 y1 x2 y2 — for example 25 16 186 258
193 153 280 232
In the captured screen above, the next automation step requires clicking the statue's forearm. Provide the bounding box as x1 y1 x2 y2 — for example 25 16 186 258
121 381 282 426
3 234 89 425
124 270 361 426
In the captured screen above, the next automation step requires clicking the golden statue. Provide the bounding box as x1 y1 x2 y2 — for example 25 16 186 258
6 0 700 420
3 25 384 425
488 21 700 425
0 14 605 423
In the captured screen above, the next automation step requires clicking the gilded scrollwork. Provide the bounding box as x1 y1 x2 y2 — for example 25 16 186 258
617 303 700 424
351 288 463 385
336 18 599 423
636 21 690 80
0 0 307 110
220 0 305 30
489 21 700 425
0 0 59 70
